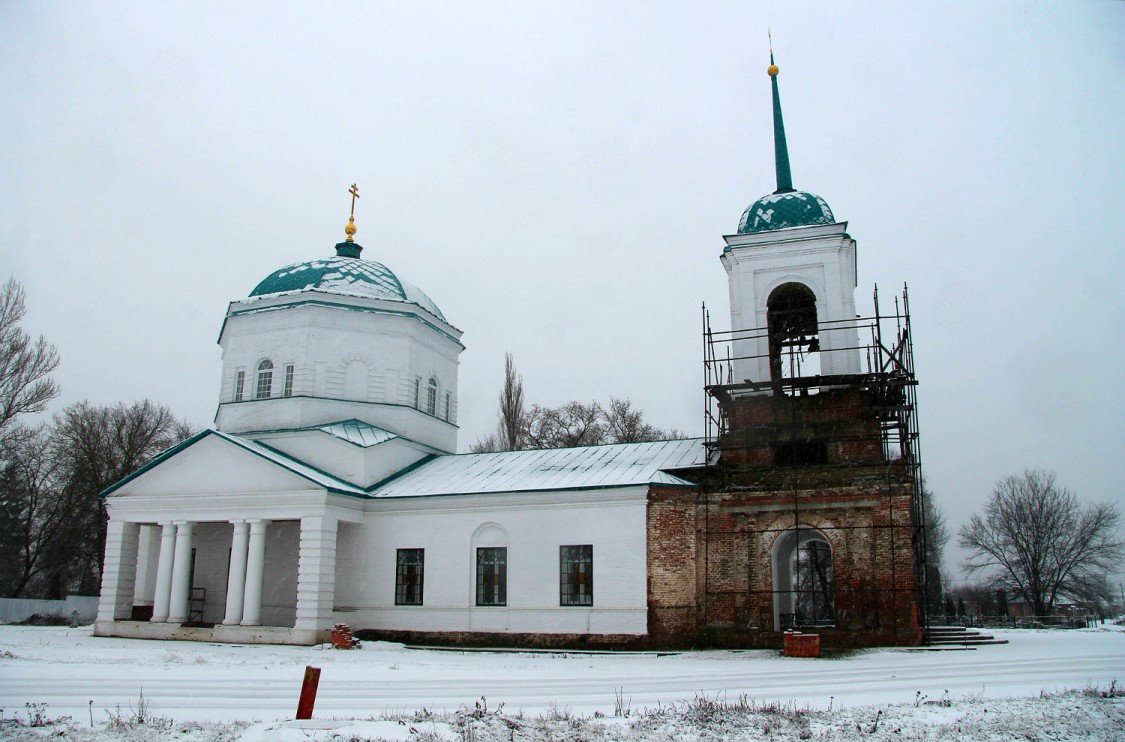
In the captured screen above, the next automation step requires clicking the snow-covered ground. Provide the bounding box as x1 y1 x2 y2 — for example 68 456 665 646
1 624 1122 740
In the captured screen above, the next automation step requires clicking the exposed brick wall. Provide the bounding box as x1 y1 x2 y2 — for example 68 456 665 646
646 487 699 647
646 386 921 650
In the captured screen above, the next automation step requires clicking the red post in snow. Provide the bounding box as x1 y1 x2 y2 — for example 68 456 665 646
295 665 321 719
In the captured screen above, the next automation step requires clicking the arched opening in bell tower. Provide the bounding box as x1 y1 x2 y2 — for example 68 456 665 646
766 282 820 388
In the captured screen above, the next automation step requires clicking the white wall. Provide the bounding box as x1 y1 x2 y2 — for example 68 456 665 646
216 295 462 452
721 222 861 385
333 489 650 636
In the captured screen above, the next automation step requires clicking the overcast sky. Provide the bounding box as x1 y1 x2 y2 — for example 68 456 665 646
2 2 1123 582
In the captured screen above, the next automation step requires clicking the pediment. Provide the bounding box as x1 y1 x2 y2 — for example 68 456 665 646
105 433 327 499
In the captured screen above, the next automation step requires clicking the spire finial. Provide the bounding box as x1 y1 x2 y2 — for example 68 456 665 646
345 183 360 242
767 37 794 193
768 30 779 76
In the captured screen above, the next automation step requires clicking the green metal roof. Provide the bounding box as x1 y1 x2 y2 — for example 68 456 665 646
100 429 708 500
250 242 446 321
372 438 707 498
737 190 835 233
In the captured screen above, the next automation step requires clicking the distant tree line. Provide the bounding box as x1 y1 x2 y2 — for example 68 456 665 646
470 353 685 453
919 479 949 618
0 277 195 598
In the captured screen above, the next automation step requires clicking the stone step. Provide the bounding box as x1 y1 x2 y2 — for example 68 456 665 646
923 627 1008 647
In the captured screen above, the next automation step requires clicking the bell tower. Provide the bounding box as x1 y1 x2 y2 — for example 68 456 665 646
688 48 927 649
720 50 861 388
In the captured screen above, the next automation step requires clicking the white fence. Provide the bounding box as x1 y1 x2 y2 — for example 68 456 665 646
0 596 100 625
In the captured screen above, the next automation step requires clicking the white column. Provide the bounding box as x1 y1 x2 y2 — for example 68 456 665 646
241 519 268 626
167 521 194 623
96 520 140 623
132 525 158 608
223 521 250 625
150 522 177 623
295 516 338 632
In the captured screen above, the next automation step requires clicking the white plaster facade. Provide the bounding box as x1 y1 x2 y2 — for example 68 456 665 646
216 289 462 453
721 221 861 386
95 238 701 646
94 428 683 645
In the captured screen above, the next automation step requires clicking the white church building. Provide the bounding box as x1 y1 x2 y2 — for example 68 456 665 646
95 55 925 649
93 211 707 646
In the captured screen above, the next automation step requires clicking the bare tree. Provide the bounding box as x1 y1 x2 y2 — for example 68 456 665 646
0 277 60 436
469 432 500 454
0 424 70 597
46 401 197 595
525 401 605 449
604 397 662 444
497 352 525 451
470 354 686 451
959 470 1123 616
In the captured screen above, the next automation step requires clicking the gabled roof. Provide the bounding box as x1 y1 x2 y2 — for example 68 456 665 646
101 424 707 501
222 433 367 496
371 438 706 498
100 429 367 499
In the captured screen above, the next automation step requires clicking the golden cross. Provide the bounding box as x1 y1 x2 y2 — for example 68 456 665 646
348 183 360 218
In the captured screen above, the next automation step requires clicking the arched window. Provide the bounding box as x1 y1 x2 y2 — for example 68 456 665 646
255 360 274 400
472 522 509 607
772 527 835 630
767 283 820 388
426 377 438 416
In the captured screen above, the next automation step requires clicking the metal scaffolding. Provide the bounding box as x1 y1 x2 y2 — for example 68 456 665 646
699 284 928 643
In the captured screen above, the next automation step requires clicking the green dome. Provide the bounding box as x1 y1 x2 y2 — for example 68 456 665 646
738 190 835 234
250 244 446 321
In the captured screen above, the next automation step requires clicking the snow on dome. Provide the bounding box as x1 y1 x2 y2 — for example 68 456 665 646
249 254 446 321
737 190 835 234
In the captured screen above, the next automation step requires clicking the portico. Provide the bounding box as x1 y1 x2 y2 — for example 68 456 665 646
94 427 364 645
97 511 349 644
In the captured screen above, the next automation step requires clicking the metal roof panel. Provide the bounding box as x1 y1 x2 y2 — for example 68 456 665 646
372 438 705 498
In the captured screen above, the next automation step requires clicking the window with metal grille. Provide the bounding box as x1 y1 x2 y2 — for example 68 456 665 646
413 378 420 409
560 545 593 606
476 547 506 606
395 549 424 605
234 370 245 402
444 392 451 421
283 364 294 397
255 360 273 399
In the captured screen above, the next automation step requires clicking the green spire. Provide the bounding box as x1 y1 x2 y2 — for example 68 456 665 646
768 50 794 193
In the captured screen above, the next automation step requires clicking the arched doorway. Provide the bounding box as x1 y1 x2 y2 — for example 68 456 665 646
772 527 836 630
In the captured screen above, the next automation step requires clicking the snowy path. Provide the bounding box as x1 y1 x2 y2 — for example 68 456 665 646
1 626 1122 724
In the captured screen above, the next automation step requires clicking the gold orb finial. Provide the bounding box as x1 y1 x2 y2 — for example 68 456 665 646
345 183 361 242
768 63 779 76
